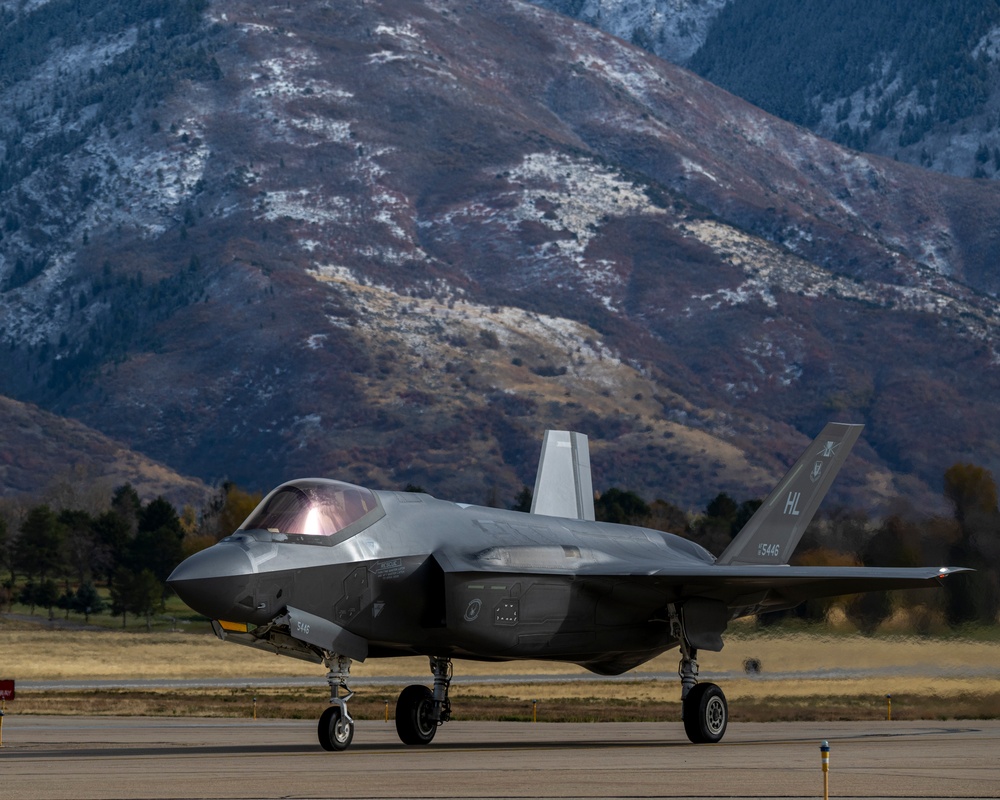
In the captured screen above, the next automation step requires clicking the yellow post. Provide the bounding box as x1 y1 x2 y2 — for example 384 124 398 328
886 694 892 721
820 740 830 800
385 701 389 723
532 700 537 723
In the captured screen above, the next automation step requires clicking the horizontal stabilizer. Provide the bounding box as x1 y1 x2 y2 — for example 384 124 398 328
531 430 595 521
717 423 863 566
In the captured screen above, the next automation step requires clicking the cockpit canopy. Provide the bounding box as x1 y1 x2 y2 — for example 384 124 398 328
238 479 381 542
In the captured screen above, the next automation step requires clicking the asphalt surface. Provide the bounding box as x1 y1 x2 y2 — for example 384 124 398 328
2 716 997 799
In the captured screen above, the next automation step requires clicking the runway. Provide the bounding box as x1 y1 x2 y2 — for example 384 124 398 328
2 717 998 799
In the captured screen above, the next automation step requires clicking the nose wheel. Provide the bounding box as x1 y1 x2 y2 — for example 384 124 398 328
318 704 354 751
318 654 355 751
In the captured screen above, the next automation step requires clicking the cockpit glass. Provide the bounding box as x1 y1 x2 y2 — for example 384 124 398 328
239 479 378 538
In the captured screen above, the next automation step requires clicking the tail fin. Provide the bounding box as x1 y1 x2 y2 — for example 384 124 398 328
530 430 596 521
716 422 863 566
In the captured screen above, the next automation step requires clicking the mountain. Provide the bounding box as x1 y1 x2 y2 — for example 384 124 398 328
534 0 729 63
533 0 1000 181
2 0 1000 514
0 395 210 508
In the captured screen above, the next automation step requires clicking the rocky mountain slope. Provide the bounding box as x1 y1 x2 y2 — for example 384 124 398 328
535 0 729 63
534 0 1000 181
2 0 1000 513
0 395 210 508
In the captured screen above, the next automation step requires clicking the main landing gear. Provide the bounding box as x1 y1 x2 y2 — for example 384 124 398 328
396 656 452 745
316 654 454 752
670 605 728 744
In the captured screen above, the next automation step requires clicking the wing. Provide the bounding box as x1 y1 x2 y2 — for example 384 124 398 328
439 548 968 613
642 563 969 614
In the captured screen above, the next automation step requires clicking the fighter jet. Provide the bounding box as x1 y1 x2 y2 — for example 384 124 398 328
168 423 967 751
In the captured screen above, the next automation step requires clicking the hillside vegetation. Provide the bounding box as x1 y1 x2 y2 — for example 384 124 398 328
539 0 1000 178
3 0 1000 515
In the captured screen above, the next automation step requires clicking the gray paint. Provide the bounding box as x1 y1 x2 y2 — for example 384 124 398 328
168 426 968 676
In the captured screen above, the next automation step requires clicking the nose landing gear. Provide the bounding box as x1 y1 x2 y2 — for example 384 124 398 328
318 654 355 751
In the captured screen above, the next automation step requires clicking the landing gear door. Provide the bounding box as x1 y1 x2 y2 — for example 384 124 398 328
682 598 729 652
283 605 369 661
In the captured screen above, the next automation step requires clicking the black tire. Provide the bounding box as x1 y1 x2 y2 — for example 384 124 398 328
318 705 354 751
682 683 728 744
395 684 437 745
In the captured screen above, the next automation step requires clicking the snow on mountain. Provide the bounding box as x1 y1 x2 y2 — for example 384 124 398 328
2 0 1000 513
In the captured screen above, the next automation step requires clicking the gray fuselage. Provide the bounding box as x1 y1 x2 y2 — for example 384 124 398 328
172 488 717 675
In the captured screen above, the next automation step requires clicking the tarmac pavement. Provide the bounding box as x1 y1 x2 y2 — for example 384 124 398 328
2 716 998 799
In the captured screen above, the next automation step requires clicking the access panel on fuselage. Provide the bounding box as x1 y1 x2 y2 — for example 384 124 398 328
444 573 598 658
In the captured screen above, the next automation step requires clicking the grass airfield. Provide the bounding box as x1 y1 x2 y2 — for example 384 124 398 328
4 616 1000 722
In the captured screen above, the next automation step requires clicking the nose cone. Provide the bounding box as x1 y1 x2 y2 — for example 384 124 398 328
168 543 257 621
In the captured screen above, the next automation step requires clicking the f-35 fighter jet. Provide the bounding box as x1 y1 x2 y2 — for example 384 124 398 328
168 423 967 750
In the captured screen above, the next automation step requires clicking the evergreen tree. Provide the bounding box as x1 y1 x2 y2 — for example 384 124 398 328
57 508 96 584
510 486 533 513
90 509 132 584
129 568 162 632
18 580 39 615
111 483 141 538
594 488 650 526
139 496 182 537
690 492 742 554
14 505 68 580
129 526 184 585
72 581 106 623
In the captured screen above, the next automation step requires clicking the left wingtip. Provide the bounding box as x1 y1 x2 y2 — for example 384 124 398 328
937 566 974 578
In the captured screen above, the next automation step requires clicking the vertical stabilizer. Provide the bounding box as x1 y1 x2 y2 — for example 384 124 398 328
530 431 596 521
716 422 863 566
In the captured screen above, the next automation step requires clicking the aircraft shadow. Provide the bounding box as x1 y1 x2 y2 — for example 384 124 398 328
11 738 691 760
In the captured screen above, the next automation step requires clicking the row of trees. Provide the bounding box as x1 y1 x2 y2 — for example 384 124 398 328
0 482 260 629
1 464 996 632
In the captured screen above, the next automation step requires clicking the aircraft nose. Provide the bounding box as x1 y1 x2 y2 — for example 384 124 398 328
168 543 257 621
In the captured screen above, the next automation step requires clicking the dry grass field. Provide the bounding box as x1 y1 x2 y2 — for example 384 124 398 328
3 617 1000 721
